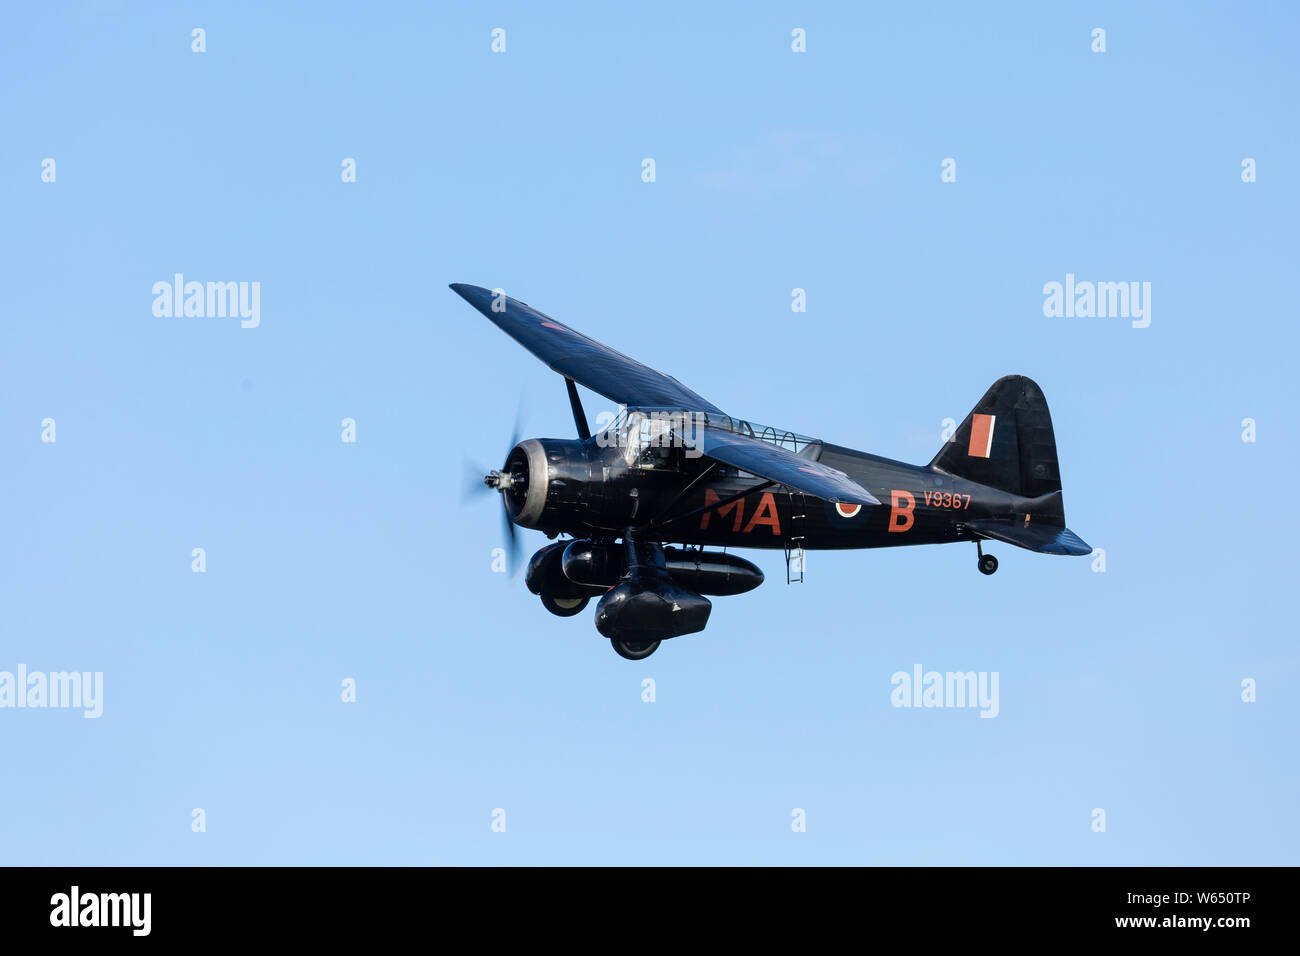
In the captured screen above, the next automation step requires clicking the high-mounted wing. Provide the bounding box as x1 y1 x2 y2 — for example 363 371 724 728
450 284 725 415
694 425 881 506
452 283 878 506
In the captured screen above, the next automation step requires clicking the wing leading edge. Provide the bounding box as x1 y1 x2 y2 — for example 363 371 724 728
449 283 725 415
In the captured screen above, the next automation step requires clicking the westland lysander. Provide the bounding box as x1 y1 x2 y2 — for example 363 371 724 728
454 284 1090 660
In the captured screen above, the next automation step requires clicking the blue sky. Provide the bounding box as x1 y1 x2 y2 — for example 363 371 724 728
1 1 1296 865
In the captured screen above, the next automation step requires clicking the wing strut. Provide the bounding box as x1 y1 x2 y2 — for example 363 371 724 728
564 378 591 441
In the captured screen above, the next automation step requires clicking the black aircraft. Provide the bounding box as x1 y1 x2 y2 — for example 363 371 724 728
453 283 1090 660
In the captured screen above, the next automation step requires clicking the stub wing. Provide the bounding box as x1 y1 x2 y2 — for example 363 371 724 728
694 425 880 506
449 283 725 415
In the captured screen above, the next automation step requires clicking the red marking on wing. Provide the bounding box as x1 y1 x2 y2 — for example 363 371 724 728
540 321 567 331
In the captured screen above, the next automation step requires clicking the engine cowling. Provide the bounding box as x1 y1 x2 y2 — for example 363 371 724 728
499 438 601 534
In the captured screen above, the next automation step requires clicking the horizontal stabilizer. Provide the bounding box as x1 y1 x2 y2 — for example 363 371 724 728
965 517 1091 556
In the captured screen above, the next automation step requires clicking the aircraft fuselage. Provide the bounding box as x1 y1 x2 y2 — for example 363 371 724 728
513 436 1029 553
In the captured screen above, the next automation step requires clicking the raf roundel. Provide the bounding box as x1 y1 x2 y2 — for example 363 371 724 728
823 497 871 527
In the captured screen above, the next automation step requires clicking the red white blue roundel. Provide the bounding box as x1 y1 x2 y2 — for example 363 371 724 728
824 498 871 527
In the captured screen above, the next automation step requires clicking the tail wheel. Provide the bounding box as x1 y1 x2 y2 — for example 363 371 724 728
541 594 589 617
611 639 661 660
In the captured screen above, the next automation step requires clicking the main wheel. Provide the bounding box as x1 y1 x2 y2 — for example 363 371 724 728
978 554 999 576
541 593 589 617
611 638 661 660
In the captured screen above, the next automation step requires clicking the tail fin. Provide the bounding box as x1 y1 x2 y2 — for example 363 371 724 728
930 375 1063 500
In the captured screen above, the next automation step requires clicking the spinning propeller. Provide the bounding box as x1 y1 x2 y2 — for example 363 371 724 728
464 407 524 577
464 380 593 579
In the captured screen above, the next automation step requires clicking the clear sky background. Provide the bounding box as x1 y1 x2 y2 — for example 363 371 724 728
1 1 1296 865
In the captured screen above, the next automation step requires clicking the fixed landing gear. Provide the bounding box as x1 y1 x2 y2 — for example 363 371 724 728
541 593 589 617
976 540 998 576
611 638 661 660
